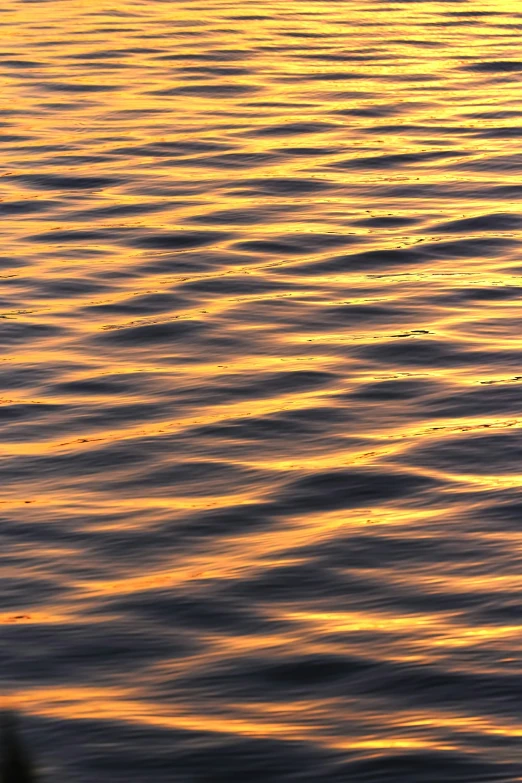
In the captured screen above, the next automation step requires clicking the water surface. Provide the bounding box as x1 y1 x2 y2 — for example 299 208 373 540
3 0 522 780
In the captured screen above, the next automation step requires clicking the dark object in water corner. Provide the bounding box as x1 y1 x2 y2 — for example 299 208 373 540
1 712 37 783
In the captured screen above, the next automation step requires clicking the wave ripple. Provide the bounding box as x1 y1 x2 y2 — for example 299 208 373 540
3 0 522 780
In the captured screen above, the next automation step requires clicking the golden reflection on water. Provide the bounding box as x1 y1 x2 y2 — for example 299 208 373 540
4 0 522 778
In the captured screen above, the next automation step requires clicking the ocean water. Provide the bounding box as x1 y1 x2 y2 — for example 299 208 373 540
2 0 522 779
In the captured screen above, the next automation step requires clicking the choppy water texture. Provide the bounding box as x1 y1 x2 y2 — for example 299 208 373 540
3 0 522 780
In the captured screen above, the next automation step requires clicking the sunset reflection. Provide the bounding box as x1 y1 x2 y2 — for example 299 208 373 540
3 0 522 780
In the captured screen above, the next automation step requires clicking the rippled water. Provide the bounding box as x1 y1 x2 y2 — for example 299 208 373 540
3 0 522 779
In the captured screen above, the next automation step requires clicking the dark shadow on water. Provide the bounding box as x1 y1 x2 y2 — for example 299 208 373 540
1 713 37 783
2 711 521 782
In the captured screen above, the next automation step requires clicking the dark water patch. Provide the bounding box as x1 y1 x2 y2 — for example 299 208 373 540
283 246 417 274
191 416 321 442
0 59 42 68
342 751 516 783
222 295 309 328
425 383 522 418
140 733 292 782
350 377 443 401
464 110 522 119
288 237 519 274
471 597 522 628
358 336 522 372
462 60 522 73
38 81 119 92
40 101 92 110
68 401 177 431
150 83 259 97
0 256 29 269
183 646 522 719
175 65 252 76
163 501 276 545
137 250 254 275
245 121 338 137
391 38 444 47
27 228 121 243
229 558 375 606
94 319 205 346
70 61 127 70
69 202 169 219
457 314 522 341
187 652 376 698
0 108 30 115
372 181 522 201
85 292 187 316
244 100 317 108
46 371 162 398
154 49 249 62
473 126 522 139
110 459 265 496
110 139 234 157
178 370 336 405
10 173 120 190
2 363 75 390
289 71 367 82
45 282 100 310
472 497 522 532
187 204 306 225
0 199 60 215
434 285 522 303
234 176 335 195
0 442 167 485
307 528 488 571
351 215 422 228
329 150 460 169
227 13 271 19
404 431 522 476
103 108 166 119
95 590 271 635
192 405 349 443
443 9 498 15
0 401 64 423
451 153 522 172
1 321 62 345
197 406 359 451
299 52 390 62
0 133 36 143
180 275 287 294
336 104 405 117
42 247 111 260
55 719 345 783
1 620 194 684
1 573 65 609
41 153 117 165
126 230 231 250
274 145 341 157
80 522 208 562
52 377 144 396
350 338 522 369
125 181 217 198
188 152 280 169
362 123 475 137
486 184 522 199
65 49 135 60
300 301 419 329
234 233 358 255
431 212 522 232
274 468 441 514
